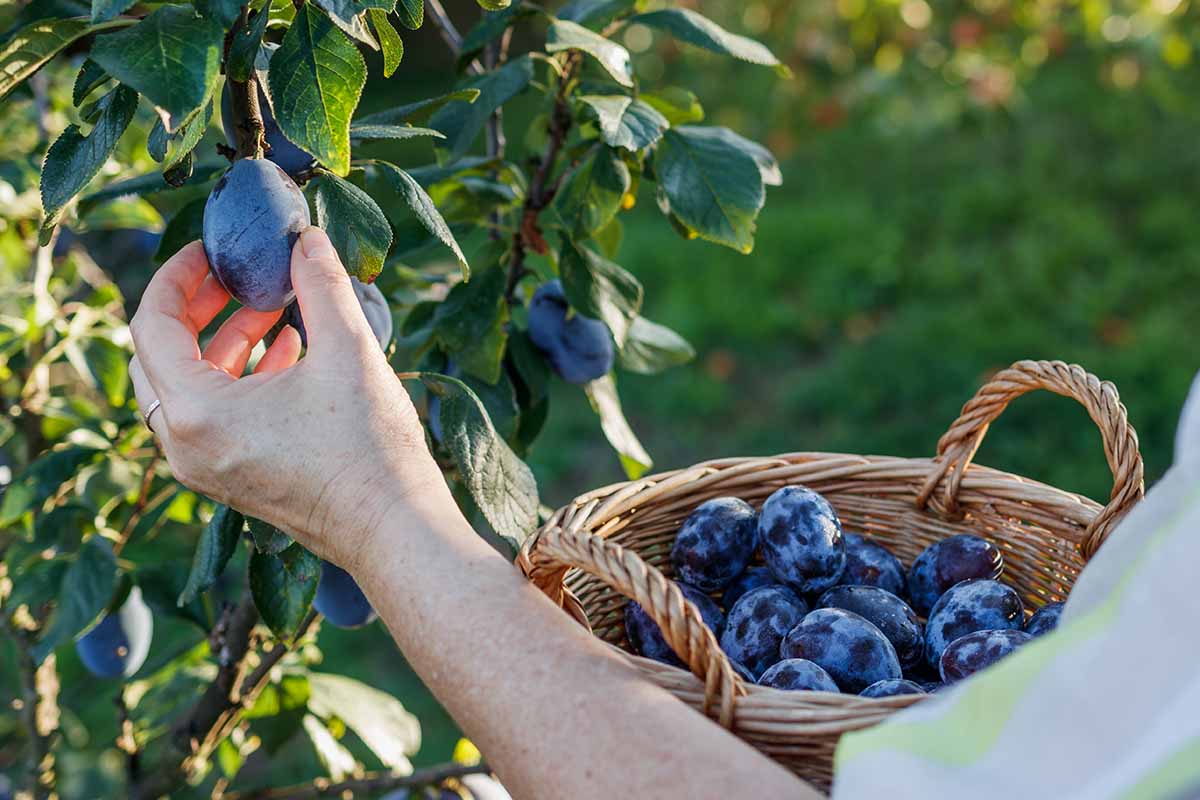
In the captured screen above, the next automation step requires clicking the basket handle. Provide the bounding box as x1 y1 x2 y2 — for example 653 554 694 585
916 359 1144 558
520 524 745 727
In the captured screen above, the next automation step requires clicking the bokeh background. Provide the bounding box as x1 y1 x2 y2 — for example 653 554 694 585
3 0 1199 790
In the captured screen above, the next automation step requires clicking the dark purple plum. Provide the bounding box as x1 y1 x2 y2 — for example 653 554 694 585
816 585 924 671
758 658 840 693
939 629 1032 683
758 486 846 595
313 561 377 628
924 579 1023 669
918 680 944 693
1024 601 1065 637
221 78 316 176
624 582 724 667
202 158 310 311
75 587 153 679
860 678 926 698
722 566 782 610
907 534 1004 616
527 281 614 384
780 607 901 693
837 533 907 597
671 497 758 592
282 277 393 350
729 659 756 683
719 585 808 678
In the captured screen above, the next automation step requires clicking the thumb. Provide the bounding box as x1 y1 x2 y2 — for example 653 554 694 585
291 227 373 355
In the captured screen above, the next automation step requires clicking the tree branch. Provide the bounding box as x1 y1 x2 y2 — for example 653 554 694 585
425 0 483 75
221 762 492 800
224 6 267 160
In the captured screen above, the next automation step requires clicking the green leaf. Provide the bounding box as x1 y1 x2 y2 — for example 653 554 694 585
38 85 138 244
83 336 129 407
641 86 704 124
617 315 694 374
559 241 642 347
246 516 292 555
312 172 393 284
249 544 320 641
32 536 118 664
226 5 271 83
349 123 443 141
551 144 630 239
73 59 109 106
269 5 366 176
313 0 396 49
477 0 512 9
155 197 208 263
136 557 209 629
91 6 224 129
430 54 532 162
653 126 764 254
718 127 782 187
91 0 136 23
557 0 637 28
78 165 223 217
193 0 242 28
432 265 507 383
308 672 420 770
546 19 632 88
355 89 480 127
419 373 538 548
585 374 651 479
397 0 423 29
459 2 528 65
245 673 311 719
0 17 133 102
178 504 244 606
148 99 214 172
579 95 667 151
367 9 403 78
628 8 784 70
0 444 103 529
374 161 468 277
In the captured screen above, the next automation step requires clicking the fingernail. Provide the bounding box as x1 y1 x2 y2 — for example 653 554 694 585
300 227 335 259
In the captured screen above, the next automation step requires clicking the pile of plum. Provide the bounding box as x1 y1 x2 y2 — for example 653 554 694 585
624 486 1065 696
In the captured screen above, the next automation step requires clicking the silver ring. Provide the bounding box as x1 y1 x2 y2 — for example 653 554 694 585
142 399 162 431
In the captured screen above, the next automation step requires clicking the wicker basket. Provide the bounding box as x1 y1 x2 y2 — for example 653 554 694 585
517 360 1146 792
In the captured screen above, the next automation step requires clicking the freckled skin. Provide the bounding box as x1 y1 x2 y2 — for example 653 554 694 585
1024 601 1065 637
527 281 614 385
939 628 1032 683
907 534 1004 616
837 533 907 598
780 607 901 693
924 579 1024 669
721 566 783 611
314 561 378 628
816 585 924 671
283 277 393 350
671 497 758 592
758 658 841 693
719 585 809 679
221 81 316 177
202 158 310 312
758 486 846 595
859 678 927 698
624 582 724 667
75 587 153 679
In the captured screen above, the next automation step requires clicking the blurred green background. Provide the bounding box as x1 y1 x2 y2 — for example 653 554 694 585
3 0 1199 791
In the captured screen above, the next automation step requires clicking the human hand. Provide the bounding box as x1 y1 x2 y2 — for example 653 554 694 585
128 227 449 572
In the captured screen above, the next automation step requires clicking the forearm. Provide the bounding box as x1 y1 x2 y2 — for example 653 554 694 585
354 486 814 800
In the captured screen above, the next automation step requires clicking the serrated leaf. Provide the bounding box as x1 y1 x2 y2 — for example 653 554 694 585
73 59 108 106
78 164 223 217
557 0 636 28
269 5 366 176
193 0 242 28
546 19 632 87
551 144 630 238
312 172 393 284
397 0 423 29
653 126 764 254
560 241 642 347
628 8 783 69
617 315 694 374
585 374 650 479
246 516 293 555
38 85 138 244
432 265 507 383
430 54 532 162
313 0 396 49
178 504 243 606
349 124 442 141
374 161 468 276
367 9 403 77
579 95 667 151
0 17 132 102
420 373 537 548
0 444 103 529
249 544 320 640
148 99 213 172
227 5 271 82
155 197 208 263
32 536 117 664
719 127 781 187
91 6 224 129
83 336 129 407
308 672 420 770
641 86 704 125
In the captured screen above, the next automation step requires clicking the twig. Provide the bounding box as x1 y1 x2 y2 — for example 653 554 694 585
485 39 506 242
425 0 483 75
114 450 161 556
224 6 267 160
238 608 320 697
5 621 59 800
221 762 492 800
115 692 141 783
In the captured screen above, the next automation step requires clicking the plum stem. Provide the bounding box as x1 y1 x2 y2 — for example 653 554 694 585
218 761 493 800
224 5 267 160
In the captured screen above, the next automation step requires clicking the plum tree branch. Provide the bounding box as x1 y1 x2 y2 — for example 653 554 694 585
224 5 267 160
220 761 492 799
425 0 483 75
